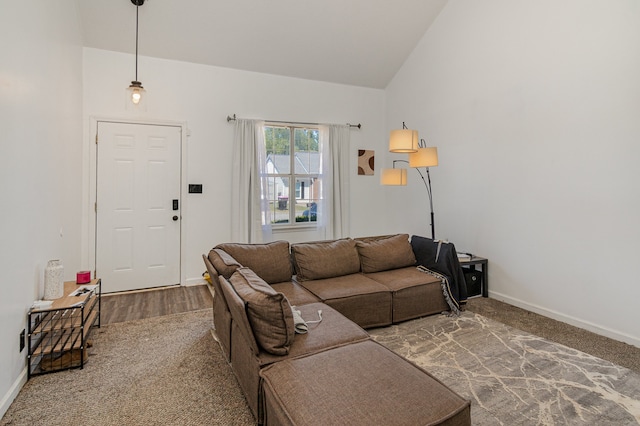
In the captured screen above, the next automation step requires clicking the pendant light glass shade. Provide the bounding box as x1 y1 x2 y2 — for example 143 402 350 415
409 147 438 168
389 129 418 153
380 168 407 186
127 81 145 105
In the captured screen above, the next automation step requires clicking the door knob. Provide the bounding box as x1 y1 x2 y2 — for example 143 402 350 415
172 215 179 221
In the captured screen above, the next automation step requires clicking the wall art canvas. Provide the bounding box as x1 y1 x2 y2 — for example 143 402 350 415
358 150 375 175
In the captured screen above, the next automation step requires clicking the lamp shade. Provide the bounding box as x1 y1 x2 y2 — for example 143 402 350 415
127 81 145 105
409 147 438 168
381 168 407 186
389 129 418 153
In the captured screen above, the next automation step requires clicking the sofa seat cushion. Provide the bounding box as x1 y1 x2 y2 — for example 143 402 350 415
270 281 320 306
297 274 392 328
365 266 441 291
291 238 360 281
259 340 471 426
229 302 370 421
355 233 417 273
257 302 369 365
229 267 295 355
216 241 293 284
365 267 449 323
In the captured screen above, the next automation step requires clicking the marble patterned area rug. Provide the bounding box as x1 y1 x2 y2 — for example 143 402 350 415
370 312 640 425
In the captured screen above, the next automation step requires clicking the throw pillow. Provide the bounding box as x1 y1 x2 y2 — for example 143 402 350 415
229 267 295 355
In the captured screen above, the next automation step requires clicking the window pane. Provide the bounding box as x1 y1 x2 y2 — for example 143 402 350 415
265 126 291 174
264 125 321 227
295 200 319 223
294 176 318 223
294 128 319 174
267 176 290 224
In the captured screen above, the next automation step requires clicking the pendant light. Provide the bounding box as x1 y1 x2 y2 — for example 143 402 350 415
127 0 145 106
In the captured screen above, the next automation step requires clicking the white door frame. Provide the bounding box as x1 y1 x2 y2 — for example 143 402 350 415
87 116 188 287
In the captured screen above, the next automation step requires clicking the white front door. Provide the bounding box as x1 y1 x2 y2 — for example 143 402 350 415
96 121 181 293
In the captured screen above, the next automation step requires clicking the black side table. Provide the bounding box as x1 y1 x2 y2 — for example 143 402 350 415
459 257 488 297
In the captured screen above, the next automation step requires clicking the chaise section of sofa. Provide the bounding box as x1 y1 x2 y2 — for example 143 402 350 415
218 270 369 421
260 340 471 426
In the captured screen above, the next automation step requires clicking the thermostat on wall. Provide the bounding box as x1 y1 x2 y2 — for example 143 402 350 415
188 184 203 193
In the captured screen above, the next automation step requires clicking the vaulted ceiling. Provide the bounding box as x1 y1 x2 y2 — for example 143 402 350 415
77 0 448 89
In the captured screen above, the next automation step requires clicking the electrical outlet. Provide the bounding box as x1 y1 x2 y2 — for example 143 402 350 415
19 329 25 352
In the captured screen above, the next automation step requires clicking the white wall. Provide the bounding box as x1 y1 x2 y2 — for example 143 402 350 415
386 0 640 346
82 48 389 287
0 0 84 417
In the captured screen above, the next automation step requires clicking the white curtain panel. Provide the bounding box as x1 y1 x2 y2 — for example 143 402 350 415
231 119 268 243
319 124 351 239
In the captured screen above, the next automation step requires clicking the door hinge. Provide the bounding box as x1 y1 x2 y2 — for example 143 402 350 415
95 134 98 144
94 202 97 212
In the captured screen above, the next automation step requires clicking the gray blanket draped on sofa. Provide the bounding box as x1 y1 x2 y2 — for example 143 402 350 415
411 235 468 314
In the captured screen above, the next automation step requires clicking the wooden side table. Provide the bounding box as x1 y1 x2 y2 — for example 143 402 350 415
459 257 488 297
27 279 101 378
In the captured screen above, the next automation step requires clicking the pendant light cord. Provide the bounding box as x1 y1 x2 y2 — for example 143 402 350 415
135 4 139 82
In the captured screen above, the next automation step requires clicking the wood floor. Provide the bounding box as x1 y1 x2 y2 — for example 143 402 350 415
100 284 213 325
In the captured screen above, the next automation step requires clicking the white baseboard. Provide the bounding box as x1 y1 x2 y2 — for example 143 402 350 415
0 367 27 420
489 290 640 349
184 277 207 287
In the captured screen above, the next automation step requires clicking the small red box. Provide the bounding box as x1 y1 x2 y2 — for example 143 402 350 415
76 271 91 284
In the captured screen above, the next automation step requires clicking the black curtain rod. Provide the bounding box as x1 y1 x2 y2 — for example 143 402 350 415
226 114 361 129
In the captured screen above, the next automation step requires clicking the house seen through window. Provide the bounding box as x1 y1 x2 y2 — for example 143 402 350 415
264 125 320 225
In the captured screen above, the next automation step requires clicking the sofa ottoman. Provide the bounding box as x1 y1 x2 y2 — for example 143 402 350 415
259 340 471 426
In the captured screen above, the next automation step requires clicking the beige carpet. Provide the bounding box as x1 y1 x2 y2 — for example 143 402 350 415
0 309 253 426
3 308 640 425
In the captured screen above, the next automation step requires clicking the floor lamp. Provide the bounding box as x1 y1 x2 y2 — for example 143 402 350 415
382 123 439 239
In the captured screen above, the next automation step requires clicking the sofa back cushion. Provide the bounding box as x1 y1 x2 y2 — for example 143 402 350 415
229 267 295 355
218 275 260 355
216 241 293 284
291 238 361 281
355 234 416 273
207 248 241 278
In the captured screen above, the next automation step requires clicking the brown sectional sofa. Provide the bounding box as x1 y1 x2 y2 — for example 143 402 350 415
203 234 470 425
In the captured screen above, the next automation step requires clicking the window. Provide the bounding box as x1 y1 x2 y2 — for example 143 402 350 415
264 125 321 226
